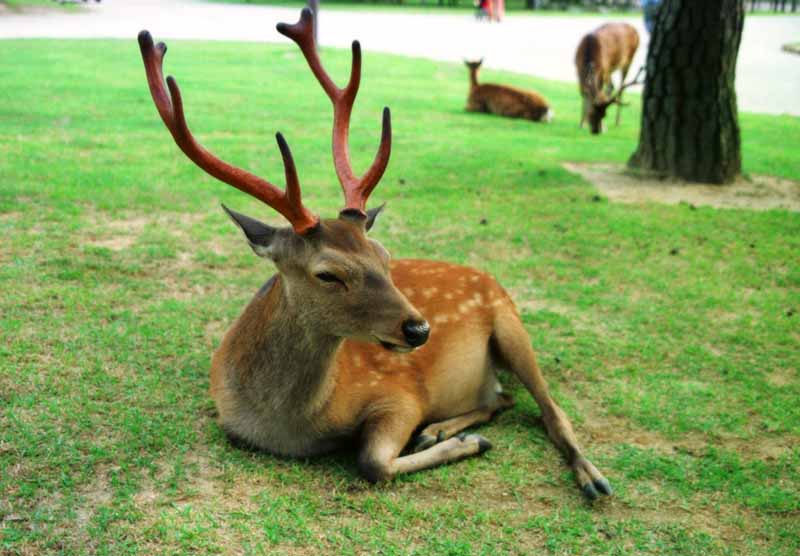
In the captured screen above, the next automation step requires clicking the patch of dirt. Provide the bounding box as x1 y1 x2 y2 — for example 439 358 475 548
507 284 611 337
507 289 575 317
129 451 285 555
565 163 800 212
581 411 798 463
86 215 148 251
204 319 228 347
765 368 796 388
468 238 534 266
74 466 114 529
0 210 21 222
86 212 205 252
89 236 136 251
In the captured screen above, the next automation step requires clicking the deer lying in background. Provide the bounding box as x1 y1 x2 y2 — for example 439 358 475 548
465 59 553 123
138 8 611 500
575 22 641 134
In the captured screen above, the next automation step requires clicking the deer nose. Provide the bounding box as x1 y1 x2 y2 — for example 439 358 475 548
402 319 430 347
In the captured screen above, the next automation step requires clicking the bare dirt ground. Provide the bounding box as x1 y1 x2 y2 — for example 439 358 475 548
564 162 800 212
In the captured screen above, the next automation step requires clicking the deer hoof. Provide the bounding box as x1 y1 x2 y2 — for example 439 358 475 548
497 392 515 410
580 476 612 500
582 482 600 500
458 433 492 453
574 457 613 501
594 478 613 496
410 433 438 453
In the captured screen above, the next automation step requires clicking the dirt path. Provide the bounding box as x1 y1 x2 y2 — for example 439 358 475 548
1 0 799 116
565 163 800 212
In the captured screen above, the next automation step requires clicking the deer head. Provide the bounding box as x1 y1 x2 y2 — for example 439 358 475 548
464 58 483 87
464 59 484 72
138 8 430 352
586 66 644 135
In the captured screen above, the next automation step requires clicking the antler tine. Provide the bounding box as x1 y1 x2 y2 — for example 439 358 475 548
610 65 645 105
137 30 319 235
350 107 391 208
277 8 392 217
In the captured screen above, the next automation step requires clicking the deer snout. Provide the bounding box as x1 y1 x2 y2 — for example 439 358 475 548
402 319 430 347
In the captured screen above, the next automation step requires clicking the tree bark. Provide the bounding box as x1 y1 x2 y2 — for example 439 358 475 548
628 0 745 184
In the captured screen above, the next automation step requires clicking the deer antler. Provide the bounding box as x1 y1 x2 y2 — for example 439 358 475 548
138 30 319 235
277 8 392 218
606 65 645 107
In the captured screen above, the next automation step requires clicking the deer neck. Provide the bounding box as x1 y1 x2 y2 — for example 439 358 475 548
235 275 343 417
469 69 480 90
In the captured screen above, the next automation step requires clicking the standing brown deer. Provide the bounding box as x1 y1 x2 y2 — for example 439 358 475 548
575 22 641 134
465 59 553 123
138 8 611 500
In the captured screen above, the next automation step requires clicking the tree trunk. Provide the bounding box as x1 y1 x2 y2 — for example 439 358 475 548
628 0 744 184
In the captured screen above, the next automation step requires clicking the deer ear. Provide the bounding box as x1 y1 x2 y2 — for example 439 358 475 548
222 204 280 258
365 203 386 232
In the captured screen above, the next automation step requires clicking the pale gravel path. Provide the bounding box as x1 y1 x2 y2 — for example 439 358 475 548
1 0 798 115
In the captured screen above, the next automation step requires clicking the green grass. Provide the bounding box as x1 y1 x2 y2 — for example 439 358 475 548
1 38 799 555
0 0 77 8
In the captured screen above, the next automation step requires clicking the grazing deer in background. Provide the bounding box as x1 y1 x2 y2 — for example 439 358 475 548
138 8 611 500
465 59 553 123
575 22 641 134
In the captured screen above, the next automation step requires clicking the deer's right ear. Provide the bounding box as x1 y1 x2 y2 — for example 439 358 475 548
365 203 386 232
222 204 280 258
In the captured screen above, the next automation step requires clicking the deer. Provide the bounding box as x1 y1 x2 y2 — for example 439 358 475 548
138 8 611 500
465 59 553 123
575 22 641 134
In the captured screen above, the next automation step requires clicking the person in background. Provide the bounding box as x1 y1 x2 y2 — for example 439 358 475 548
491 0 505 22
642 0 662 34
474 0 490 20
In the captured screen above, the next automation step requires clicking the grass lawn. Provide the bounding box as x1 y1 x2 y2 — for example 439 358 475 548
0 0 76 8
1 38 799 555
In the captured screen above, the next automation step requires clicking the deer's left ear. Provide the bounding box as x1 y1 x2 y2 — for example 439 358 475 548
365 203 386 232
222 204 280 258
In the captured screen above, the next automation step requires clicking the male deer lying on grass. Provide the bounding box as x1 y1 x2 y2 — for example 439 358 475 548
575 22 641 134
465 59 553 123
138 8 611 500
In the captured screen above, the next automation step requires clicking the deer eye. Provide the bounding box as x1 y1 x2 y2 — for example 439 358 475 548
315 272 345 287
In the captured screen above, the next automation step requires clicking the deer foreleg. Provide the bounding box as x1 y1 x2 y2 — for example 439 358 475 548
409 393 514 453
492 310 612 500
615 65 631 126
580 96 589 128
358 401 492 482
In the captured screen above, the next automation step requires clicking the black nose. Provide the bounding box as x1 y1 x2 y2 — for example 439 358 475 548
402 319 430 347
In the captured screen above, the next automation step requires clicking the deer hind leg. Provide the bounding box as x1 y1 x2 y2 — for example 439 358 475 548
491 310 612 500
358 400 492 482
409 392 515 453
